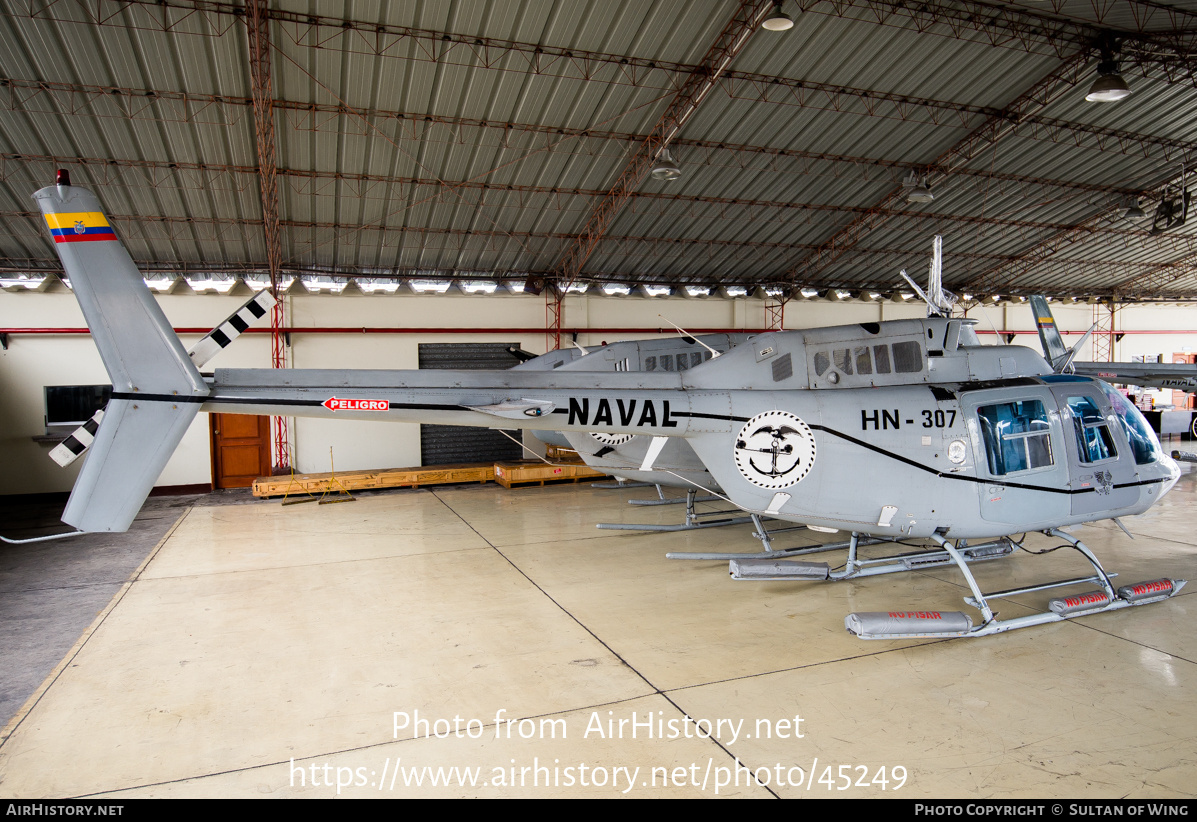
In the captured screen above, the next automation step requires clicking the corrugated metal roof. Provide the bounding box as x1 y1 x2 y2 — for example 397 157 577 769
1 0 1195 301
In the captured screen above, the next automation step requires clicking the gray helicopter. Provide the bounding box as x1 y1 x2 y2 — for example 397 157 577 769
28 174 1185 640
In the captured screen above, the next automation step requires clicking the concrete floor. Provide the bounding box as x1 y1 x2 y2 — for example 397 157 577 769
0 470 1195 798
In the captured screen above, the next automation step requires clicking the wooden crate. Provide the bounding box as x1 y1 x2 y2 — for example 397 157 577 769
544 444 585 464
493 460 607 488
252 462 493 498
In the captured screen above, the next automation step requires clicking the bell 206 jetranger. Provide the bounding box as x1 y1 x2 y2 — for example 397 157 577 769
30 173 1184 640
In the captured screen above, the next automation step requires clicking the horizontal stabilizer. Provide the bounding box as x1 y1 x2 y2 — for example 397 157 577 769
62 399 200 532
49 409 105 467
188 290 277 368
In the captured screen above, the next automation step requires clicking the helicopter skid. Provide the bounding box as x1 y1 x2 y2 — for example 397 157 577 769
597 487 757 532
845 530 1187 639
598 515 755 532
846 582 1185 640
725 538 1014 581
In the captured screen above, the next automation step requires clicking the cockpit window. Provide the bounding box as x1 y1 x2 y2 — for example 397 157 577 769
1100 383 1162 465
1066 396 1117 463
977 399 1054 475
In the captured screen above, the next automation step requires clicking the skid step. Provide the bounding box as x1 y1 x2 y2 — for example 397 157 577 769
845 611 973 638
730 559 830 580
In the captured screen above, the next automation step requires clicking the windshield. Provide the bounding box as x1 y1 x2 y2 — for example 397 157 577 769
1099 383 1163 465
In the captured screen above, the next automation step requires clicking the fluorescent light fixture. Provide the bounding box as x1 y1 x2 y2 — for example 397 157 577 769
867 291 882 301
143 277 175 292
602 283 632 296
899 291 914 301
242 276 272 292
642 284 672 297
722 285 749 298
506 281 527 294
301 276 348 294
409 279 452 294
355 279 401 294
685 285 712 297
185 275 236 293
835 289 852 300
0 275 44 290
799 287 819 299
460 281 499 294
564 283 589 294
763 285 786 298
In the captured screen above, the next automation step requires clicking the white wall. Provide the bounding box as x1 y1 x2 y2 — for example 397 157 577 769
3 286 1196 496
0 286 771 494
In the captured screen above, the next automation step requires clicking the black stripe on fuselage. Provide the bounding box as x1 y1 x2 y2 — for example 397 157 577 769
671 411 752 423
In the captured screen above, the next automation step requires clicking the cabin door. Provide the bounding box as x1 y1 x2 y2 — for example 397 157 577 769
965 387 1070 527
1047 384 1141 519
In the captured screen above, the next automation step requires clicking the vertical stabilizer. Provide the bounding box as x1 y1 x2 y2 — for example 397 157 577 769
33 181 207 396
1030 296 1068 369
33 177 209 531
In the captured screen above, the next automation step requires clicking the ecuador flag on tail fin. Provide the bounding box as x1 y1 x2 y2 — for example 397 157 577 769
44 211 116 243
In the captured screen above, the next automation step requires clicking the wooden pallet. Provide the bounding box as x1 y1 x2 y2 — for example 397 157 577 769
252 462 494 498
493 460 608 488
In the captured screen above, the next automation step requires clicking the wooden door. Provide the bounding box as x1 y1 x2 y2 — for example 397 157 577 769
210 413 271 489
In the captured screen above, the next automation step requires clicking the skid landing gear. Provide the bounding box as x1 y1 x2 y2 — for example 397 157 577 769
596 486 756 533
668 529 1010 580
845 530 1186 639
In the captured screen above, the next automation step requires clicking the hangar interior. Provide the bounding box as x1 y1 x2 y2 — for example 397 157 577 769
1 0 1196 799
